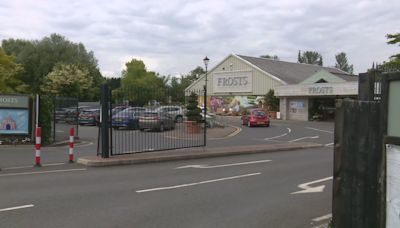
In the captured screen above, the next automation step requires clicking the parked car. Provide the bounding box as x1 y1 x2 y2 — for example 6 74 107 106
112 106 128 116
112 107 146 129
241 109 270 127
153 106 184 123
138 111 175 132
79 109 100 126
200 112 216 128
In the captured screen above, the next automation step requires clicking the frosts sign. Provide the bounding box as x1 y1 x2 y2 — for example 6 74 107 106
0 95 29 108
213 71 252 93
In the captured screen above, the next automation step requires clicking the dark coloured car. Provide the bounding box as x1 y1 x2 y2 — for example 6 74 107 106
78 109 100 126
241 109 270 127
112 107 146 129
138 111 175 132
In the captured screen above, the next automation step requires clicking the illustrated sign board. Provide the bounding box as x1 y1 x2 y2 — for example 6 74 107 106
386 144 400 228
0 95 30 135
213 71 253 93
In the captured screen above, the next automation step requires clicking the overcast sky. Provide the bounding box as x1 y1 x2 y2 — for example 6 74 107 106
0 0 399 77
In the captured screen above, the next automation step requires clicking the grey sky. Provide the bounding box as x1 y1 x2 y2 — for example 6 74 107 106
0 0 399 77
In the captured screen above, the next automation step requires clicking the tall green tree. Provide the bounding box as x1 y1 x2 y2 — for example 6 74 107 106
383 33 400 69
260 54 279 60
120 59 166 106
1 34 103 99
41 64 92 98
0 47 28 93
298 50 323 66
335 52 354 74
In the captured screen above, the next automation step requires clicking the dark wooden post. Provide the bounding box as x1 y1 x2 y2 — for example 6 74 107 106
333 99 383 228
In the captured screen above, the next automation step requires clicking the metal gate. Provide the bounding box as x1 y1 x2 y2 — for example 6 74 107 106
98 85 206 157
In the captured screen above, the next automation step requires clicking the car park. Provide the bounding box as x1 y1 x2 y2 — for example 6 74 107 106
241 108 270 127
153 105 184 123
138 111 175 132
112 107 146 129
78 109 100 126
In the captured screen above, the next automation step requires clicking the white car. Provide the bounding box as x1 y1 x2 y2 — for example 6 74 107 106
153 106 184 123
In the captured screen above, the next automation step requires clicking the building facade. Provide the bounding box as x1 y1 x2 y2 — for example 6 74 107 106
185 54 358 121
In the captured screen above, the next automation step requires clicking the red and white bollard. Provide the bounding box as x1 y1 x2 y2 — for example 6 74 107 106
69 127 74 163
35 127 41 166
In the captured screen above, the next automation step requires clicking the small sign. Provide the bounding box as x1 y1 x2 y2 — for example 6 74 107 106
0 109 29 134
0 95 29 108
386 144 400 228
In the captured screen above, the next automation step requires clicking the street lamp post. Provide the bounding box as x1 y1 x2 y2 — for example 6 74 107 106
203 56 209 146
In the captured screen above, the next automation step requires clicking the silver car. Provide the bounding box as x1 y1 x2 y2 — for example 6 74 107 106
138 111 175 132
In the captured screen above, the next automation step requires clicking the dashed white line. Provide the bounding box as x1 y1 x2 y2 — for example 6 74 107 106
136 173 261 193
0 168 87 177
175 159 272 169
264 128 291 140
0 204 34 212
305 127 333 134
312 213 332 222
325 143 334 147
289 136 319 142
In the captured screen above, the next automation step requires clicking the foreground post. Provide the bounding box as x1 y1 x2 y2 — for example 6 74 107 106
35 127 41 167
69 127 74 163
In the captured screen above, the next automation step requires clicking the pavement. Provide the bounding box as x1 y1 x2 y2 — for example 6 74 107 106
78 123 322 167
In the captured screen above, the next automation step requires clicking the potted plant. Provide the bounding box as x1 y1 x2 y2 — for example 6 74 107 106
264 89 280 119
185 92 202 133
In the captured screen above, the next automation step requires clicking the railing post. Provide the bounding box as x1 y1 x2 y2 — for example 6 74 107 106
100 84 110 158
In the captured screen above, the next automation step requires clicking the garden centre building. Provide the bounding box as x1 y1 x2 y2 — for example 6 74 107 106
185 54 358 121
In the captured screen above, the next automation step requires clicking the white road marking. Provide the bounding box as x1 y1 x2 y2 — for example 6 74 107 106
136 173 261 193
0 204 34 212
305 127 333 134
289 136 319 142
0 168 87 177
2 163 66 170
325 143 334 146
291 176 333 194
312 213 332 222
175 159 272 169
264 128 291 140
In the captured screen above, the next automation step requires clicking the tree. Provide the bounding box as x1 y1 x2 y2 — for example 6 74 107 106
260 54 279 60
185 92 202 122
298 50 323 66
0 47 27 93
120 59 166 106
264 89 279 111
41 64 92 98
335 52 354 74
1 34 104 99
383 33 400 70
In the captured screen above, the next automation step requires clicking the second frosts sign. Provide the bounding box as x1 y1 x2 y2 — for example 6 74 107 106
213 71 253 93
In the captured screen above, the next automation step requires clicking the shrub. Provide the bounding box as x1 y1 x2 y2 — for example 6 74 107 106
186 92 202 122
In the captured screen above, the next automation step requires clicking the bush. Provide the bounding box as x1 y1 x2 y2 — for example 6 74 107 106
186 92 202 122
39 96 54 145
264 89 279 111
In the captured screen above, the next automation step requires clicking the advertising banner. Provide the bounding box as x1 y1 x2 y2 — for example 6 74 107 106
0 109 29 134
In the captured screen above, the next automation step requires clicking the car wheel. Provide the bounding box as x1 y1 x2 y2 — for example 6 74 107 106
266 123 270 127
139 128 144 132
175 116 183 123
247 121 251 127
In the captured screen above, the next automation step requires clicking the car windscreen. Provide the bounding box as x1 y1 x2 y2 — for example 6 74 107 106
252 110 266 116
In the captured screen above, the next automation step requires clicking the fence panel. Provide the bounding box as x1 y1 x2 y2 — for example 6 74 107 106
53 97 79 143
103 86 205 156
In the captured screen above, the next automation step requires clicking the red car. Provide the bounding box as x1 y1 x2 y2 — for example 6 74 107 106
241 109 270 127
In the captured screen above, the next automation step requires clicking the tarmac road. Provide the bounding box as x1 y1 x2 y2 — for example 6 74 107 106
0 146 333 228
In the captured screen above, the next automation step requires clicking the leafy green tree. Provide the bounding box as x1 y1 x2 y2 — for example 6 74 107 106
41 64 92 98
264 89 279 111
106 77 121 90
298 50 323 66
120 59 167 106
260 54 279 60
335 52 354 74
1 34 104 99
383 33 400 69
0 47 27 93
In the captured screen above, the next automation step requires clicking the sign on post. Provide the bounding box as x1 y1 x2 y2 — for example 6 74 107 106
0 95 30 135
